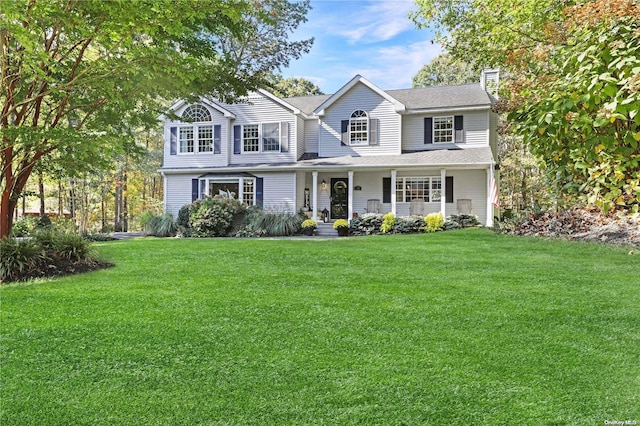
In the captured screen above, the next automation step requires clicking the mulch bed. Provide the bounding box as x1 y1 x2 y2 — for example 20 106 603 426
4 258 115 284
504 208 640 248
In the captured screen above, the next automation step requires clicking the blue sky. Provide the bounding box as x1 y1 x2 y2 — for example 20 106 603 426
281 0 442 94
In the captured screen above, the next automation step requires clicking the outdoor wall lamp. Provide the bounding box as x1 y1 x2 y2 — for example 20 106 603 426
321 179 328 191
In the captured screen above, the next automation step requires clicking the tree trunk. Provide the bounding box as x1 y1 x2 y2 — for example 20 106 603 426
39 173 45 216
114 171 123 232
122 170 128 232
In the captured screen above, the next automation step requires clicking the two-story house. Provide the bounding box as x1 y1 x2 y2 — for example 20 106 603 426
160 71 499 226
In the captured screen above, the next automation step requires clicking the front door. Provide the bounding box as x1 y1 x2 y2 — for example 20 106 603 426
330 178 348 219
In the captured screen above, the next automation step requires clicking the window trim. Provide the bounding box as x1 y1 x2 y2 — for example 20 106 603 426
199 177 256 206
395 176 442 203
176 124 217 155
433 116 454 144
349 110 369 146
240 122 284 154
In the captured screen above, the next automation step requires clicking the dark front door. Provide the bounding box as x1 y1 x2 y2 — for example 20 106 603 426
330 178 348 219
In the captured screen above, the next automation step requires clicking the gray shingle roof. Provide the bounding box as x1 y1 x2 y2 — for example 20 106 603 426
283 83 491 116
387 84 492 110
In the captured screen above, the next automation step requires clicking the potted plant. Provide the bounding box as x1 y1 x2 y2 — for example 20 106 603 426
301 219 317 236
333 219 349 236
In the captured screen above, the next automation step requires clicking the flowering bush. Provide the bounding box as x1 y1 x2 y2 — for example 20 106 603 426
333 219 349 230
301 219 317 229
424 212 444 233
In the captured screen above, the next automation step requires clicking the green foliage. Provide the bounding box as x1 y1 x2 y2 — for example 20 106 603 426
413 54 480 87
35 215 52 230
140 210 178 237
242 209 304 237
380 213 396 233
189 198 246 237
348 213 383 236
510 17 640 214
268 74 324 97
392 216 424 234
53 233 96 261
0 238 44 281
446 214 481 229
10 217 37 237
424 212 445 233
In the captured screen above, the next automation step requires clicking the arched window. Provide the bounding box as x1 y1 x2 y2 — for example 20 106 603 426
182 104 212 122
350 110 368 145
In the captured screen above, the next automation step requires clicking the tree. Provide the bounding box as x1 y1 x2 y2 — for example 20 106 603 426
412 54 480 87
268 74 324 97
0 0 312 238
412 0 640 213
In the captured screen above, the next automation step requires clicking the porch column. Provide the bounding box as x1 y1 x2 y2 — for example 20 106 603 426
391 169 397 215
486 167 494 227
440 168 446 218
312 171 318 221
348 170 354 221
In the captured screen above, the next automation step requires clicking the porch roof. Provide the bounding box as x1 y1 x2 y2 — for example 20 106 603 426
159 147 495 175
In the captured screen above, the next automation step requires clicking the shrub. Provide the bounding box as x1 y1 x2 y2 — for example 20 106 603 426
349 213 383 236
82 232 115 242
0 237 44 281
33 228 59 252
190 201 234 237
447 214 480 228
54 233 96 261
140 211 177 237
380 213 396 233
11 216 37 237
424 212 444 233
248 210 304 236
35 215 52 229
393 216 424 234
333 219 349 230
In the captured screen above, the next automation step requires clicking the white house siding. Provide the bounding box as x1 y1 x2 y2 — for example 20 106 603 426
489 111 498 159
163 105 229 170
401 110 490 151
303 118 319 155
258 172 297 212
319 82 401 158
229 94 298 165
296 116 305 159
164 174 197 217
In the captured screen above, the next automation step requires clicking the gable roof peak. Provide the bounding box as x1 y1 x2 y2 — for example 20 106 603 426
313 74 405 116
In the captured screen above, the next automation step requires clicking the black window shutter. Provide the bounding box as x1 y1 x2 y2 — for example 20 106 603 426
446 176 454 203
170 127 177 155
255 177 264 207
191 179 199 202
213 125 221 154
382 177 391 203
233 125 241 154
369 118 379 146
454 115 464 143
424 117 433 144
341 120 349 146
280 122 289 153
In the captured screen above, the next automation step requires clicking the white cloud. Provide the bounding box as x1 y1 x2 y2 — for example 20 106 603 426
316 0 417 45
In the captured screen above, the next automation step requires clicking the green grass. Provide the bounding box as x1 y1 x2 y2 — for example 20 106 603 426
1 229 639 425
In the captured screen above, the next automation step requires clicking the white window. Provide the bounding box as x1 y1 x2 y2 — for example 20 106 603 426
243 125 259 152
182 104 212 122
262 123 280 152
433 116 454 143
350 110 368 145
202 177 256 206
178 104 215 154
179 127 194 153
396 177 442 202
241 122 285 153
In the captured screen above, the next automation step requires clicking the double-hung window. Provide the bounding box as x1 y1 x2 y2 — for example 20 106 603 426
262 123 280 152
243 125 260 152
433 116 454 143
396 177 442 202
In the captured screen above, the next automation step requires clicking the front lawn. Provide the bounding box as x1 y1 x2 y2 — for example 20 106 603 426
1 229 638 425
